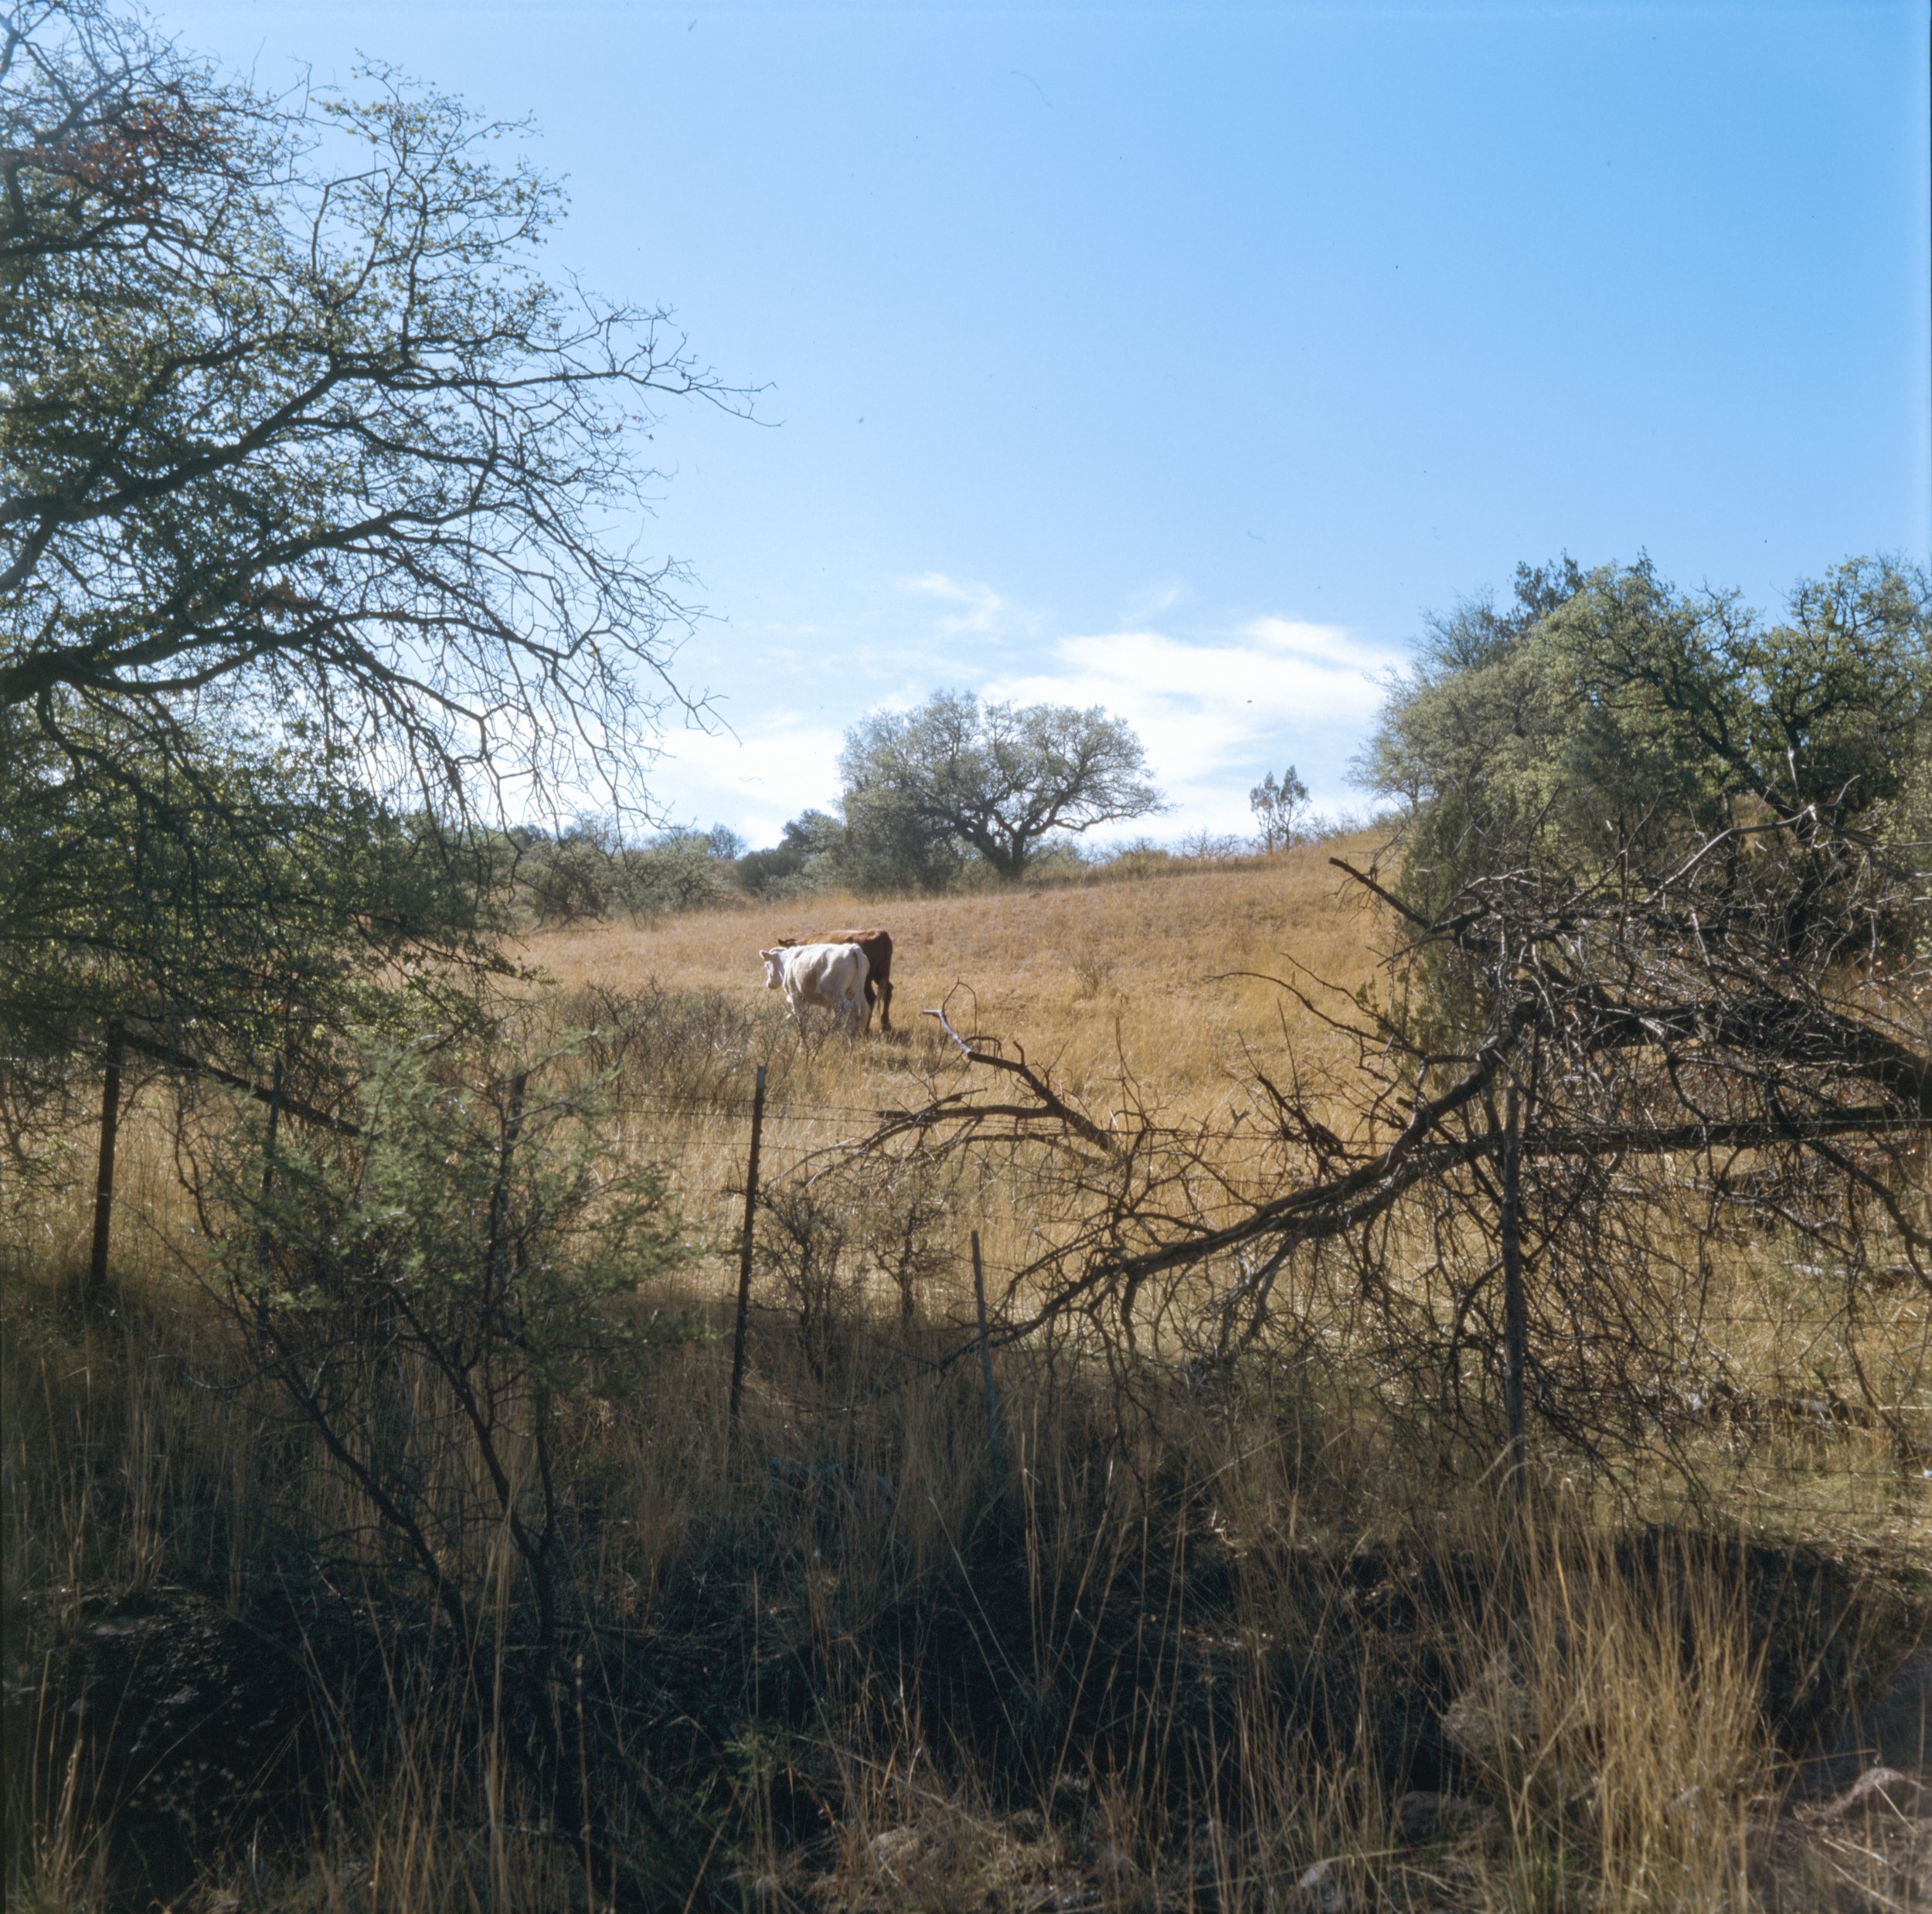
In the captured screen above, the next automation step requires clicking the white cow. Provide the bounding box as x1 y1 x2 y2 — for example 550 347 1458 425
759 940 872 1032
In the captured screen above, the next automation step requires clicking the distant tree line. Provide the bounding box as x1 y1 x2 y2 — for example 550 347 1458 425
508 823 749 927
501 702 1355 925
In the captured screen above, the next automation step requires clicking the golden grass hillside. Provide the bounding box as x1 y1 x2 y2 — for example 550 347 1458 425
514 848 1932 1557
503 841 1388 1354
519 838 1380 1107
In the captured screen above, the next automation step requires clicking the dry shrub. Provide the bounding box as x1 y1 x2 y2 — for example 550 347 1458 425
557 980 770 1110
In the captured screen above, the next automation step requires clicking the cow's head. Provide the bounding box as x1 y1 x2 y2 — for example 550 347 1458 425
757 947 785 990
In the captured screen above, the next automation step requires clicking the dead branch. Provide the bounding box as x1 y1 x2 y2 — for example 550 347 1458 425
117 1022 361 1136
910 986 1116 1154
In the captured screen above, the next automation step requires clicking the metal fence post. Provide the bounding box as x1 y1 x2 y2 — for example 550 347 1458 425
728 1065 768 1433
87 1021 124 1297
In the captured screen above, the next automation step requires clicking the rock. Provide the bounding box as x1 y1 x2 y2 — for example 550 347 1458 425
43 1586 328 1834
1832 1643 1932 1780
1294 1858 1355 1912
1441 1647 1536 1769
867 1825 924 1873
1810 1766 1932 1824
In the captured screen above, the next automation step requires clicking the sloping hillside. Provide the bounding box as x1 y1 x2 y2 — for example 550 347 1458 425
522 835 1383 1117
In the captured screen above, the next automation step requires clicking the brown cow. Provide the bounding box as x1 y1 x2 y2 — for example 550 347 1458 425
771 929 893 1032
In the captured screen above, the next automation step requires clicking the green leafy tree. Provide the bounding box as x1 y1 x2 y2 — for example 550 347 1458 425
736 811 848 898
1361 552 1932 1076
513 824 616 930
1249 763 1311 851
838 780 971 894
0 2 733 1157
1366 555 1932 936
838 690 1163 883
0 702 503 1178
611 824 744 916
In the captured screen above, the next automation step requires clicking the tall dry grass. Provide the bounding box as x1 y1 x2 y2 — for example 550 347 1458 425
518 841 1932 1542
9 1256 1921 1912
8 840 1932 1910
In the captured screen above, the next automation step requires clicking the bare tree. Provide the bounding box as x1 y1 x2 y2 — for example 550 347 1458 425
835 561 1932 1485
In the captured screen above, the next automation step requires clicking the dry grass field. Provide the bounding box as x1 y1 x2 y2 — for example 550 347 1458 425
10 841 1932 1912
509 841 1384 1318
514 848 1932 1552
521 840 1379 1099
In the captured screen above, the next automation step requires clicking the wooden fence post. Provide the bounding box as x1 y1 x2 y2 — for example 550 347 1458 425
87 1021 124 1297
971 1229 1005 1477
1500 1085 1526 1496
728 1065 768 1433
254 1051 287 1276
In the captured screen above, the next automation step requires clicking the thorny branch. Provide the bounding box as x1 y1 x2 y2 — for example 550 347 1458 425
917 988 1116 1153
834 825 1932 1476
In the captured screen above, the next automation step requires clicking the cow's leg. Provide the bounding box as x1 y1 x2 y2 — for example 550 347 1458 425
876 975 893 1034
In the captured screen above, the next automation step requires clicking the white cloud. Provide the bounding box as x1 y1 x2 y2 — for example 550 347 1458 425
901 571 1012 635
1241 615 1400 674
985 619 1400 838
634 597 1405 850
645 716 846 845
1121 580 1185 622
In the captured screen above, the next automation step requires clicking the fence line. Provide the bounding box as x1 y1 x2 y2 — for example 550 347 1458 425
162 1062 1932 1170
124 1064 1932 1368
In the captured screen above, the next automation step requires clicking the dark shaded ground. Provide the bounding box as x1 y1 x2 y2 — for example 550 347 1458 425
12 1509 1927 1911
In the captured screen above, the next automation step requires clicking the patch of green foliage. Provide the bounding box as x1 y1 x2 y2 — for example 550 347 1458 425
0 702 507 1179
1368 555 1932 915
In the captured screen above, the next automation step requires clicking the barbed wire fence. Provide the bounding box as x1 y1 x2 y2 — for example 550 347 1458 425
73 994 1932 1529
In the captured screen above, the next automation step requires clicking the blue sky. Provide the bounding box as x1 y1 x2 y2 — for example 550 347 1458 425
168 0 1930 845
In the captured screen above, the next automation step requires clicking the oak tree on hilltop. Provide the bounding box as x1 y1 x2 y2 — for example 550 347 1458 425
838 690 1164 882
